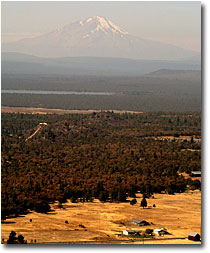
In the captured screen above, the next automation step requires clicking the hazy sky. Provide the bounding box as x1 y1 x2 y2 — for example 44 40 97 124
1 1 201 52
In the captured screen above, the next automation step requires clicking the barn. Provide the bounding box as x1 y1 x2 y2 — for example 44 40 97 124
188 232 200 241
123 230 142 236
130 218 149 226
191 171 201 177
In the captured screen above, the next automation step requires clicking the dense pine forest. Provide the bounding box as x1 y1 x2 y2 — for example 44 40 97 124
1 112 201 219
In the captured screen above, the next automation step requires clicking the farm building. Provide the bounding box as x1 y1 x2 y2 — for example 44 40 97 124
123 230 142 236
153 228 168 236
191 171 201 177
188 232 200 241
130 218 149 226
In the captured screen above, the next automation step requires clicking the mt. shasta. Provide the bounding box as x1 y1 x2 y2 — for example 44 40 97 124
2 16 199 60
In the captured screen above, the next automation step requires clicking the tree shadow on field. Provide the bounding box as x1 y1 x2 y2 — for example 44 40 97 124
45 209 57 215
1 221 16 224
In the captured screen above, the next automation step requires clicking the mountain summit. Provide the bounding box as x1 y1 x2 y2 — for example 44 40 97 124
72 16 129 36
2 16 199 60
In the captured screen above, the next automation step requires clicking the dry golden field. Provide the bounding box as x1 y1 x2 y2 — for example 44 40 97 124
1 190 201 245
1 106 142 115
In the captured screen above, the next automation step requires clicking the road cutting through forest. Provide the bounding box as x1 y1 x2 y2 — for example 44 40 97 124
25 123 47 142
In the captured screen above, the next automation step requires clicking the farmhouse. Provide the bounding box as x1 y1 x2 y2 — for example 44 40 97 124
123 230 142 236
188 232 200 241
153 228 168 236
191 171 201 177
130 218 149 226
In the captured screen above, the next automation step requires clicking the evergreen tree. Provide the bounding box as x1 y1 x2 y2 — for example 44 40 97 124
99 190 109 202
140 197 147 209
17 235 25 244
7 231 17 244
34 201 51 213
117 188 127 202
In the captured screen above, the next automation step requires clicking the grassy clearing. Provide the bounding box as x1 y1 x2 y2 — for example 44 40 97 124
1 190 201 244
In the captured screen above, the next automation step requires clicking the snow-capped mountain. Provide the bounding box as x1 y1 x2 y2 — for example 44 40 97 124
2 16 199 60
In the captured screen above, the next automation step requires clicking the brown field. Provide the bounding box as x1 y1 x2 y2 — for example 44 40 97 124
1 106 142 115
1 190 201 245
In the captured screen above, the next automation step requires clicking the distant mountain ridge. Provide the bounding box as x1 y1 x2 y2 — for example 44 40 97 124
2 52 201 77
2 16 199 60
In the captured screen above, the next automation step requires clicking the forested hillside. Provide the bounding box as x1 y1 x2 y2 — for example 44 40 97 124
1 112 201 219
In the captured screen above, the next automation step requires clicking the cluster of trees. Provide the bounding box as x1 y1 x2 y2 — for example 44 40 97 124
1 112 201 219
6 231 27 244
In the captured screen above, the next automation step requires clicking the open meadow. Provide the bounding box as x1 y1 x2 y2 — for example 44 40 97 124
1 190 201 245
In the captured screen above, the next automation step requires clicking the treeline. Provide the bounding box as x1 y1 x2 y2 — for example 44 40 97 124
1 112 201 219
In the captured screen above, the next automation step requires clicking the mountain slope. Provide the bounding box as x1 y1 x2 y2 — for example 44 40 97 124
2 16 199 60
1 52 201 76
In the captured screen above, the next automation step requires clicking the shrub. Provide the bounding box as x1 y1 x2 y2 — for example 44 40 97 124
130 198 137 205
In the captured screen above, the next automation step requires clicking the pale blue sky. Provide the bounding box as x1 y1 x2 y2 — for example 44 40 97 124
1 1 201 52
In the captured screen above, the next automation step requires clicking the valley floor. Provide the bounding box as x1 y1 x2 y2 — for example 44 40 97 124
1 106 142 115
